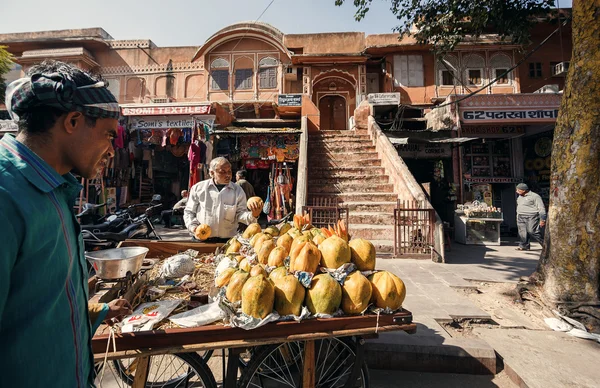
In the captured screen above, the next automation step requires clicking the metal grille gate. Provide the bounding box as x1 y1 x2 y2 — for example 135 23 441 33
394 200 435 258
303 197 349 229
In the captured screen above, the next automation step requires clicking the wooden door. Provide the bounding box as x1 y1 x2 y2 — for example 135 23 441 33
319 95 347 130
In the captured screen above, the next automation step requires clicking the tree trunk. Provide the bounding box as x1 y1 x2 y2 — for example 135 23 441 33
538 0 600 324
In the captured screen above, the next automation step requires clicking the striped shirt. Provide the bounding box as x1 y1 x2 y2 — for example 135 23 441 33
0 135 94 387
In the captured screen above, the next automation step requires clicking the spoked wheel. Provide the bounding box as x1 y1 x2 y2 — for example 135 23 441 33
237 337 370 388
95 352 217 388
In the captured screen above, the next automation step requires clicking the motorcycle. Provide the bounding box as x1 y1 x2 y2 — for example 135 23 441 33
81 203 162 252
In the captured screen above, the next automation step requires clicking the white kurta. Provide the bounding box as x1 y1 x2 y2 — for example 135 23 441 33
184 179 256 238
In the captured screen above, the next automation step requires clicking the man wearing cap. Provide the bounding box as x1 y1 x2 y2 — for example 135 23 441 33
0 60 132 387
515 183 547 251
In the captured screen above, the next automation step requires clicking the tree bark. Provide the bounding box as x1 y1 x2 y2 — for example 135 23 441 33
539 0 600 313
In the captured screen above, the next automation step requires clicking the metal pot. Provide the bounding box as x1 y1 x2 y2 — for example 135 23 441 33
86 247 149 280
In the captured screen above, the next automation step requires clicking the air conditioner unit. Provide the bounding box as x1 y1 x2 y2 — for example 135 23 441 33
534 84 560 94
285 66 299 81
552 61 570 77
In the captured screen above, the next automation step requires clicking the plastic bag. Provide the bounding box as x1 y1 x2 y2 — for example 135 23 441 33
263 186 272 214
160 254 196 278
121 299 182 333
169 302 226 328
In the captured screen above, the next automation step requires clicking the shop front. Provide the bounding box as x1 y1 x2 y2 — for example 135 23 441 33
119 103 227 208
391 139 457 224
454 93 561 236
212 127 301 221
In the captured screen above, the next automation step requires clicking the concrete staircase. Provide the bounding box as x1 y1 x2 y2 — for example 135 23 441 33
307 129 396 255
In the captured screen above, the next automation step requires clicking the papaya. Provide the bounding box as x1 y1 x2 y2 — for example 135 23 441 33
257 239 276 265
269 266 288 282
290 242 321 274
305 274 342 315
273 275 305 316
287 228 302 240
250 264 268 277
268 246 288 267
250 232 266 247
239 258 251 272
276 233 293 254
341 271 372 315
264 226 280 237
254 235 272 252
215 267 237 287
349 239 376 271
194 224 211 240
279 222 292 235
241 274 275 319
368 271 406 311
319 236 351 269
225 239 242 254
226 270 250 303
290 234 311 254
243 223 262 239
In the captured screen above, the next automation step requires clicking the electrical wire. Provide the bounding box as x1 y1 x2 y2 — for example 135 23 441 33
407 15 571 111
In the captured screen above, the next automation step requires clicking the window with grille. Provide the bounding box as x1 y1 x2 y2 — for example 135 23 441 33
438 55 459 86
235 69 253 90
211 70 229 90
490 54 512 85
529 62 543 78
259 67 277 89
393 55 424 87
463 54 485 86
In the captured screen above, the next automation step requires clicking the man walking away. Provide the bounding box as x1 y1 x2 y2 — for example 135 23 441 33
236 169 255 200
516 183 546 251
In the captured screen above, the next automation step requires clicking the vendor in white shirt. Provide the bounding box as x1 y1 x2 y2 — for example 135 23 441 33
184 157 262 241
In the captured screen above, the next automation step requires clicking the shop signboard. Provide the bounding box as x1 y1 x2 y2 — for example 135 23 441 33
462 125 524 135
131 116 195 129
395 143 452 159
277 94 302 107
461 109 559 123
368 93 401 106
464 177 523 184
122 105 211 116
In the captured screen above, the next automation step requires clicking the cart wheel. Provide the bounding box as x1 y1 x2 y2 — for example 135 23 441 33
237 337 370 388
96 352 217 388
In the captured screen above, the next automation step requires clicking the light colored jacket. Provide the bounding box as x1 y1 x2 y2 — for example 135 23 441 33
516 191 547 221
184 179 256 238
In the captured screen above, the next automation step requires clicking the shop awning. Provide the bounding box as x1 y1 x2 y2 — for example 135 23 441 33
214 127 302 135
388 136 477 145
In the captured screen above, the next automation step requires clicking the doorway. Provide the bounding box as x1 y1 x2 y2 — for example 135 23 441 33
319 95 347 130
366 73 380 94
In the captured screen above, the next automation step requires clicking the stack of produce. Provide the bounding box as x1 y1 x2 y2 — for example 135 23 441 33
215 212 407 320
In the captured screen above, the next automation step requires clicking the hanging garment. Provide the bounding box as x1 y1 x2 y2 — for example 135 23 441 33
204 140 213 166
113 125 126 149
182 128 192 143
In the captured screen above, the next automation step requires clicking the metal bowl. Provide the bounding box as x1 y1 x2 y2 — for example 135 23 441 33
86 247 149 280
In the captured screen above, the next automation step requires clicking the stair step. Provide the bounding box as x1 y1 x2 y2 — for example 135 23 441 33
312 134 372 141
319 130 369 135
308 166 386 176
308 175 390 185
309 183 394 194
310 159 382 168
348 224 395 240
348 212 395 225
308 192 398 202
311 144 376 152
368 239 395 255
310 138 372 145
309 152 379 162
342 201 397 213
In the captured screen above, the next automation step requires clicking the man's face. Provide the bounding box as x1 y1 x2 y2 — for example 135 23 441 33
211 162 232 185
181 190 188 198
236 173 242 182
67 115 117 179
516 189 527 196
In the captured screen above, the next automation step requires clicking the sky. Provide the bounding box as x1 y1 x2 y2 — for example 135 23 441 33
0 0 573 48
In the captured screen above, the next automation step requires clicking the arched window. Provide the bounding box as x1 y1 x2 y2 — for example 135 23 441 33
463 54 485 86
490 54 512 85
438 55 459 86
259 57 278 89
210 58 229 90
